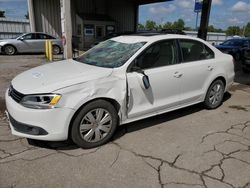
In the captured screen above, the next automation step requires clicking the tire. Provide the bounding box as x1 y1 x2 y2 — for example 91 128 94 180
242 67 250 74
52 45 60 55
234 53 240 61
71 100 118 149
4 45 16 55
204 80 225 109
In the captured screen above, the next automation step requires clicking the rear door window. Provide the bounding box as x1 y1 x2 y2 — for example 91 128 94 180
179 39 215 62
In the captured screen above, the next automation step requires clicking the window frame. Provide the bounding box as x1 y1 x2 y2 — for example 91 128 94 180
177 39 215 63
127 39 181 72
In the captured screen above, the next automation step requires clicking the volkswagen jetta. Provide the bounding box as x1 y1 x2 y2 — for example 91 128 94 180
5 34 235 148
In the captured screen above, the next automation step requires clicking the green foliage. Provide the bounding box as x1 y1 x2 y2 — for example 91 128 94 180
243 22 250 37
25 11 29 19
145 20 157 30
208 25 224 33
0 10 5 18
138 19 250 37
172 19 185 30
226 26 241 36
138 23 145 30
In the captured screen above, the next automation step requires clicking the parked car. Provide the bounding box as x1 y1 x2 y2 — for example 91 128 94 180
241 46 250 73
0 32 62 55
215 38 250 60
5 34 234 148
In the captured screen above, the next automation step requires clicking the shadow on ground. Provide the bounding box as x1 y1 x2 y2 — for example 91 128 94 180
27 92 231 150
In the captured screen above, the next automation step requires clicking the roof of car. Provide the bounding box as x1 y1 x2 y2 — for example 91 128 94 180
226 38 249 41
112 34 202 44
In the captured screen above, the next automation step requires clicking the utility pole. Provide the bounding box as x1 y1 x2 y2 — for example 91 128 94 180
198 0 212 40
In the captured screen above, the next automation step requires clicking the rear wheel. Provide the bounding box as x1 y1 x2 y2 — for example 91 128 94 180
71 100 118 149
204 80 225 109
4 45 16 55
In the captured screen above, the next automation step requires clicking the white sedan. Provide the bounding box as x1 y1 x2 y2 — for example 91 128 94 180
5 34 235 148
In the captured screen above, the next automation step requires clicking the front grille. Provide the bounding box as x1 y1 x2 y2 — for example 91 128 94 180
9 85 25 103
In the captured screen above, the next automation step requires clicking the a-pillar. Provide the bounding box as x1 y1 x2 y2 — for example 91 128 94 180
60 0 72 59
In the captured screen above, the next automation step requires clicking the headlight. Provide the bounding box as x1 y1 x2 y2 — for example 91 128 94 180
20 94 61 109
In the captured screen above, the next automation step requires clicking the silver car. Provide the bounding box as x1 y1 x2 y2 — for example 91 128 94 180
0 32 63 55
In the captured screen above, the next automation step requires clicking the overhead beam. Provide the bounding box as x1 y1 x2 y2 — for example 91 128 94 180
198 0 212 40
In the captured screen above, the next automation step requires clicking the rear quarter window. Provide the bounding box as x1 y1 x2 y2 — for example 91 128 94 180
179 39 215 62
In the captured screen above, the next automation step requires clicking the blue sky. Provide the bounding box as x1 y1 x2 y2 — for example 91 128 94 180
0 0 250 29
139 0 250 29
0 0 28 19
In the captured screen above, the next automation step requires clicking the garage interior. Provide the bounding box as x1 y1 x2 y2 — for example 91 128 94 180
27 0 212 58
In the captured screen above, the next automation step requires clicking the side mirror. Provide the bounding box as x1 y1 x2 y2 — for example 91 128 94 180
142 75 150 89
131 66 151 90
18 37 24 41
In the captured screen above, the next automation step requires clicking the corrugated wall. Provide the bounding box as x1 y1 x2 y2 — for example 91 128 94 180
33 0 61 37
74 0 107 15
32 0 136 37
107 0 136 32
72 0 136 33
0 18 30 39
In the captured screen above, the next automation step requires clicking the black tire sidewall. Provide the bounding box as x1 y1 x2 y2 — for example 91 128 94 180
52 45 60 55
204 80 225 109
4 45 16 55
71 100 118 149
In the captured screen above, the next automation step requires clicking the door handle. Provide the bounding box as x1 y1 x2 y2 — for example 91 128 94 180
174 72 183 78
208 66 214 71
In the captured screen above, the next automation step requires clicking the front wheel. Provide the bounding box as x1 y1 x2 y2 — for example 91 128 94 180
71 100 118 149
4 45 16 55
204 80 225 109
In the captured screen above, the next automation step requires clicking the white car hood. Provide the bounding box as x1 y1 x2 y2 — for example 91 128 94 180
12 59 113 94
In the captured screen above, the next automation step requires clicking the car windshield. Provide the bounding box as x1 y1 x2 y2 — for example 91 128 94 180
222 40 243 46
74 40 146 68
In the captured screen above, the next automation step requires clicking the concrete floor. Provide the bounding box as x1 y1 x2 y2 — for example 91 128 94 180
0 55 250 188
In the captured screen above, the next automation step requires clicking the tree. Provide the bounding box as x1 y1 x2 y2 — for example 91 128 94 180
137 23 145 31
0 10 5 18
163 22 172 29
226 26 241 36
172 19 185 30
145 20 157 31
208 25 216 32
25 11 29 19
243 22 250 37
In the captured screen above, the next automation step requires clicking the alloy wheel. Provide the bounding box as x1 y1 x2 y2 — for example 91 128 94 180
4 45 15 55
79 108 112 143
208 83 224 105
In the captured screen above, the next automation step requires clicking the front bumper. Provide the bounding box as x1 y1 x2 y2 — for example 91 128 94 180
5 90 76 141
